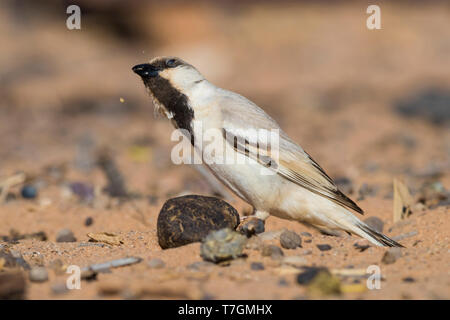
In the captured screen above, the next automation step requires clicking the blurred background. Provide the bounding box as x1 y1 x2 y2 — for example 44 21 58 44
0 0 449 202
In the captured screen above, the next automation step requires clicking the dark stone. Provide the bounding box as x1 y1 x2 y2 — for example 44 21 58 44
278 278 289 287
56 229 77 243
238 217 265 237
157 195 240 249
84 217 93 226
297 267 329 285
70 182 94 202
394 88 450 125
357 184 378 200
353 242 370 252
250 262 265 271
300 232 312 237
334 177 353 195
280 230 302 249
317 244 332 251
21 185 37 199
200 228 247 263
382 248 402 264
364 216 384 233
402 277 415 283
0 249 30 270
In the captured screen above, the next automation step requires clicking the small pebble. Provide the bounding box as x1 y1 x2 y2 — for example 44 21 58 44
21 185 37 199
84 217 94 226
297 267 328 285
300 232 312 237
147 258 165 269
261 245 284 259
280 230 302 249
51 282 69 295
200 228 247 263
381 248 403 264
334 177 353 195
282 255 307 267
402 277 415 283
317 244 332 251
250 262 265 271
354 242 371 252
29 267 48 283
364 216 384 233
278 278 289 287
56 229 77 242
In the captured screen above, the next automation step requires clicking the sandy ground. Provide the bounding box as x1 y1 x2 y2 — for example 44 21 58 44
0 1 449 299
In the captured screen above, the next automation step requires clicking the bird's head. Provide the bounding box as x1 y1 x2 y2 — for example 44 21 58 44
132 56 204 96
132 56 203 131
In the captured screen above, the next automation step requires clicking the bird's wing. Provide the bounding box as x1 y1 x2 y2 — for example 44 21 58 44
218 92 363 214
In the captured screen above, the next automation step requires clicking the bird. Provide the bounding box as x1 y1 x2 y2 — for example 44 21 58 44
132 56 402 247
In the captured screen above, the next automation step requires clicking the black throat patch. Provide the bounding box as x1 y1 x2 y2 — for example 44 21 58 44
142 76 195 144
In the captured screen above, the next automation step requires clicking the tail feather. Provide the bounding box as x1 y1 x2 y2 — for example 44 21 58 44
356 223 404 247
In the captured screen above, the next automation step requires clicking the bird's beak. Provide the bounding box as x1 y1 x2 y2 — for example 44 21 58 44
132 63 159 78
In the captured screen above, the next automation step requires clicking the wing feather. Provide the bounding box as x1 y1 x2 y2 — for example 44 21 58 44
218 92 363 214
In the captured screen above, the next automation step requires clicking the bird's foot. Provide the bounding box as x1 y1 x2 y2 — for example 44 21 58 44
237 216 265 237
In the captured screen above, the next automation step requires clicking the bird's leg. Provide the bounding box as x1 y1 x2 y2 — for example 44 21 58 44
237 209 268 237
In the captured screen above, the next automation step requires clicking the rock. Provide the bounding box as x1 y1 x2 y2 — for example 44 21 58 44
278 278 289 287
403 277 415 283
84 217 94 226
297 267 341 296
250 262 265 271
317 244 332 251
261 245 284 259
147 258 165 269
354 242 370 252
69 182 94 202
382 248 403 264
157 195 240 249
300 232 312 237
237 217 265 237
280 230 302 249
29 267 48 283
56 229 77 242
1 249 30 270
357 184 377 200
334 177 353 195
200 228 247 263
394 88 450 126
297 267 328 285
364 216 384 233
282 256 307 267
21 185 37 199
0 271 26 299
417 181 449 208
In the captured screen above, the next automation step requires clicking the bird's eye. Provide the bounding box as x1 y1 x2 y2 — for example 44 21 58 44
166 59 177 68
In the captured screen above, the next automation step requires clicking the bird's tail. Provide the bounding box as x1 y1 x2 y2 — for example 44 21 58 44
334 210 404 247
354 222 404 247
